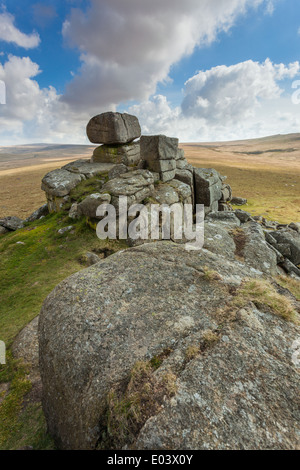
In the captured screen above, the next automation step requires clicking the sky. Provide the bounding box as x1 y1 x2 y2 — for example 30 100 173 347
0 0 300 144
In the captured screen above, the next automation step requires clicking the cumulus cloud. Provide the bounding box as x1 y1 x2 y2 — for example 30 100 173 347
0 11 40 49
1 1 299 144
61 0 268 112
130 60 300 142
181 59 300 123
0 55 89 144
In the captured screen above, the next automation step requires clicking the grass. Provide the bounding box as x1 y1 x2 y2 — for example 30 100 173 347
233 278 298 323
99 360 177 449
0 213 126 345
184 144 300 224
0 212 128 450
276 275 300 300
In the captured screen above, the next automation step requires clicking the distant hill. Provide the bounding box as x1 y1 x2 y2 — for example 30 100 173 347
0 143 96 171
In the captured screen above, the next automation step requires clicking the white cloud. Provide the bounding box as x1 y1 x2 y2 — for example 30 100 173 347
61 0 268 112
181 59 300 123
0 55 89 144
1 1 299 145
129 60 300 142
0 11 40 49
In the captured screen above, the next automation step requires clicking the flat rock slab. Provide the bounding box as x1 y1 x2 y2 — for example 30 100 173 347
41 169 84 197
86 112 141 145
61 160 116 178
100 169 155 205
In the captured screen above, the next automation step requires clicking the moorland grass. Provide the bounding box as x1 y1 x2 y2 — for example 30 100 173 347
0 213 127 449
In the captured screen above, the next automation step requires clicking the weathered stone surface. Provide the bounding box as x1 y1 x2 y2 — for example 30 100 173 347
269 229 300 266
0 216 24 231
168 179 192 203
86 112 141 145
204 222 236 261
108 164 128 180
39 242 300 450
12 316 39 373
77 193 111 219
62 160 116 177
91 142 140 166
218 202 231 212
135 302 300 450
0 226 8 235
174 169 194 204
231 197 247 206
25 204 49 223
84 252 102 266
289 222 300 233
220 184 232 203
151 184 179 205
68 203 80 220
140 135 178 162
176 159 190 170
242 222 278 275
280 258 300 277
41 169 84 197
234 209 252 223
46 194 70 213
194 168 222 213
175 148 185 161
160 169 176 183
100 170 155 206
151 180 191 206
206 212 241 227
150 159 176 173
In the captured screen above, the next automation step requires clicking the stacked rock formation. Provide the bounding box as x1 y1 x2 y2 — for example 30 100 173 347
41 111 233 223
88 112 141 167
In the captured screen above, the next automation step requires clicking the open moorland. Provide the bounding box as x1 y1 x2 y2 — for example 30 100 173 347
0 134 300 223
182 133 300 223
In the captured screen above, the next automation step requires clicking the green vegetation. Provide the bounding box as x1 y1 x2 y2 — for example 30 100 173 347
67 175 108 207
0 212 127 450
99 360 177 449
233 278 298 323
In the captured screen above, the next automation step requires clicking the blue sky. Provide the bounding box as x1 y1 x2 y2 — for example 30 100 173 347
0 0 300 144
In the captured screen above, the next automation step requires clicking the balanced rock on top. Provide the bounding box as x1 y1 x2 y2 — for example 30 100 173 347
86 112 141 145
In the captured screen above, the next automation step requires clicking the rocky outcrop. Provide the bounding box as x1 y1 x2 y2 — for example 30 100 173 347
25 204 49 223
0 216 24 231
39 241 300 450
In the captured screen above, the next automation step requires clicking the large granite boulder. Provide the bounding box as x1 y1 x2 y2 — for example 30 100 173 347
77 193 111 219
194 168 223 214
91 142 140 166
140 135 178 182
41 169 84 198
39 242 300 450
86 112 141 145
0 216 24 231
269 229 300 267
